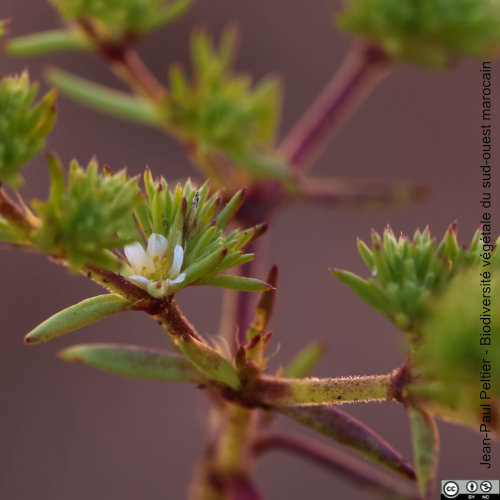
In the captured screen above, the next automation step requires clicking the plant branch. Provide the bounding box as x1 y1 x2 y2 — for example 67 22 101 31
83 265 203 343
247 373 395 407
254 433 419 500
0 184 33 232
280 40 391 173
299 177 429 209
76 19 166 101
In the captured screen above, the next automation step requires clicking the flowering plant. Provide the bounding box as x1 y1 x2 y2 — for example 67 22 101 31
1 1 500 499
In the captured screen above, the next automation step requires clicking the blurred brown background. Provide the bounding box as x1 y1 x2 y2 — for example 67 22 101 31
0 1 497 499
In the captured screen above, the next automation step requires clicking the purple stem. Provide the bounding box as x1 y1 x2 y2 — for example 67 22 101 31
281 40 391 173
0 184 32 232
254 433 420 500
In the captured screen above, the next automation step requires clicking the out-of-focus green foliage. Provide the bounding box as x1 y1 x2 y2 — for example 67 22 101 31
0 72 56 187
411 270 500 429
163 29 288 183
46 69 162 125
49 0 191 40
32 156 142 270
338 0 500 66
333 225 484 336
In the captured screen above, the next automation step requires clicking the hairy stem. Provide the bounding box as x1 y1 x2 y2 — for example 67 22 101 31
280 40 391 173
216 404 255 475
251 373 394 406
190 403 261 500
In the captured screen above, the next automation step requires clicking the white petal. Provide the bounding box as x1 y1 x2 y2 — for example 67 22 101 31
164 273 185 293
170 272 185 285
147 233 168 261
169 245 184 278
127 275 151 288
124 242 152 274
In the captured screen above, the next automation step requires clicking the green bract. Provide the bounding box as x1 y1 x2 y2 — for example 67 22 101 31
119 169 270 297
164 29 287 184
411 270 500 430
333 225 483 336
338 0 500 67
32 156 142 270
0 72 56 187
49 0 191 40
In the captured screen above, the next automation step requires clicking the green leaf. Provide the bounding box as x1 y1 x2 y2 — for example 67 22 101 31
357 237 375 271
280 405 416 481
181 247 227 288
331 269 390 318
7 30 91 56
214 188 246 229
33 158 143 271
338 0 500 67
47 69 161 125
58 343 203 382
148 0 192 31
177 335 240 389
408 407 439 499
25 294 130 344
284 341 326 378
0 72 57 187
199 274 272 292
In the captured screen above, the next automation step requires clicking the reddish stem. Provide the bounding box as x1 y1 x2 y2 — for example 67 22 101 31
0 184 32 231
77 19 165 101
281 40 391 173
254 433 419 500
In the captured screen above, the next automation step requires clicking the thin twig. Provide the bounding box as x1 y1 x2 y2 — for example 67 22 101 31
254 433 420 500
281 40 391 173
76 19 166 101
0 184 33 231
299 177 429 209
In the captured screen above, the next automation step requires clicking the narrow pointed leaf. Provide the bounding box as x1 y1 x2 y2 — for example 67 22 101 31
284 341 326 378
181 247 227 287
280 405 416 481
215 188 246 229
149 0 192 31
255 265 278 328
25 295 130 344
357 238 375 271
177 335 240 389
247 265 279 341
58 343 203 382
47 69 161 125
199 274 272 292
331 269 390 318
7 30 91 56
408 407 439 499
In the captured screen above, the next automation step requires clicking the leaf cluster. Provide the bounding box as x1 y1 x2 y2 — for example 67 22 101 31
49 0 191 40
0 72 56 187
338 0 500 66
32 157 142 270
164 29 287 183
411 269 500 428
125 170 270 293
333 225 484 336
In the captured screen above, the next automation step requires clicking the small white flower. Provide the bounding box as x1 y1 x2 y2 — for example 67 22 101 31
123 233 185 297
